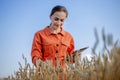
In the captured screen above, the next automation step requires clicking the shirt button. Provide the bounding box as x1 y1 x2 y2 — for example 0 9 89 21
56 44 59 46
55 57 57 60
56 50 58 53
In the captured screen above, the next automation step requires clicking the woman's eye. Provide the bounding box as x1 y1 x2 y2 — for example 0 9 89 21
61 19 64 22
54 18 64 22
54 18 59 21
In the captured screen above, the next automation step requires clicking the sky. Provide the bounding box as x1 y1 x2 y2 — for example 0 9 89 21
0 0 120 78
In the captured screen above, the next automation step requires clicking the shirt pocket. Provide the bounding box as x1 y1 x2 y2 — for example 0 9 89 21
61 41 70 54
42 43 54 57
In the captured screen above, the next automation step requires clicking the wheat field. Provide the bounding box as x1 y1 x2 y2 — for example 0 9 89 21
1 28 120 80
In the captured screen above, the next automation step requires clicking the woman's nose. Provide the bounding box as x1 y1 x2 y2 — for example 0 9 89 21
56 21 61 26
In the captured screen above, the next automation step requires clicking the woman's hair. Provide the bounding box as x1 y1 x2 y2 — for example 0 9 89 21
50 5 68 18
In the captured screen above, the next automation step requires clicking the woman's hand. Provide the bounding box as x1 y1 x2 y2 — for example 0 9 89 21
36 59 42 68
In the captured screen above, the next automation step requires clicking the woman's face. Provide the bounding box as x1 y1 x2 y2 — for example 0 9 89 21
50 11 66 30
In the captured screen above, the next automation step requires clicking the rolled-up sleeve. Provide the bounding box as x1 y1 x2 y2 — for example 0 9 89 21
31 32 43 66
67 37 74 54
67 36 75 63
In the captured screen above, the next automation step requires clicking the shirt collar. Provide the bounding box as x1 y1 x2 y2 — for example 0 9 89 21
45 26 65 36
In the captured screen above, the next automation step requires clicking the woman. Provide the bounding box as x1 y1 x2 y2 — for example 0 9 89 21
31 5 74 68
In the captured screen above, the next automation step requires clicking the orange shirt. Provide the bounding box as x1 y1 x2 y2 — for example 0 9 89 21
31 26 74 67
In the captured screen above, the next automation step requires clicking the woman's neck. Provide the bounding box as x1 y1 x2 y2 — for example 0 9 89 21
49 26 61 34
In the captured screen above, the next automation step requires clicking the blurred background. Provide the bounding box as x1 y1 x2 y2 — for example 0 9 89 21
0 0 120 78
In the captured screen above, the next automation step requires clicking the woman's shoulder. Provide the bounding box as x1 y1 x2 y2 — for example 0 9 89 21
35 29 43 34
64 30 73 39
64 30 72 36
35 26 48 35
